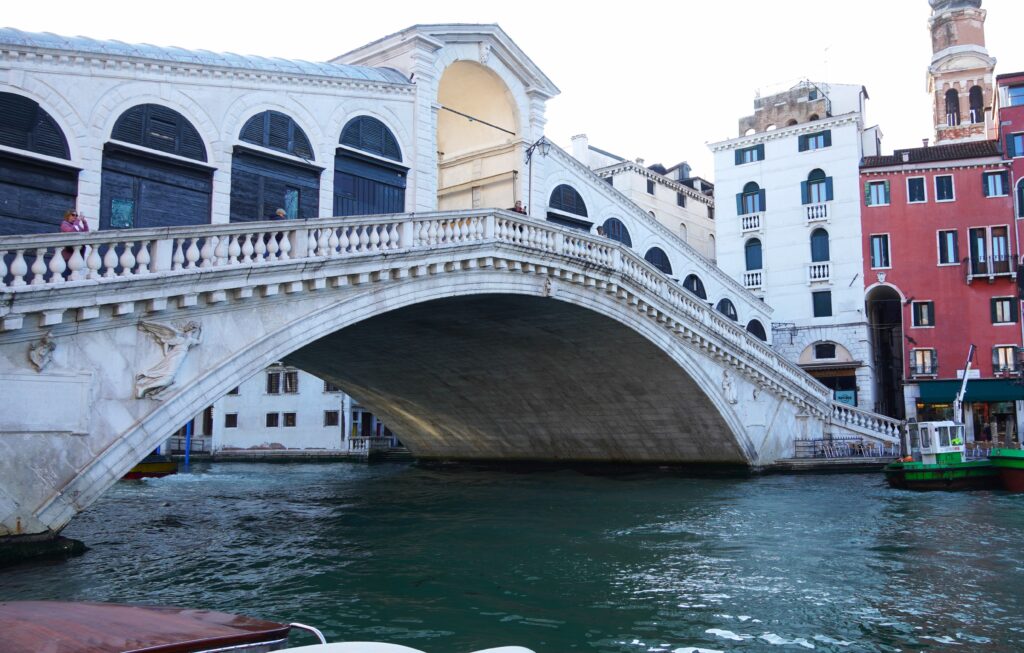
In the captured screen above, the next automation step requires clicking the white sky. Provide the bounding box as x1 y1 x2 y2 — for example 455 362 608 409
5 0 1023 179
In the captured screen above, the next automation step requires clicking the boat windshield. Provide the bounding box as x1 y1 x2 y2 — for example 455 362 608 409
938 426 951 448
920 426 931 449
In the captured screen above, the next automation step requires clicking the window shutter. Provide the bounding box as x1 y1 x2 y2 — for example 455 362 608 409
758 189 766 212
991 299 998 323
1013 299 1020 323
983 173 991 197
736 193 744 215
825 177 834 202
756 144 764 160
883 181 891 204
798 135 808 152
735 149 743 165
800 181 809 205
864 181 872 205
1007 134 1017 158
823 130 832 147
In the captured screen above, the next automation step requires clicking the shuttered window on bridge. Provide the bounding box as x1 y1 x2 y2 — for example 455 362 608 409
334 116 406 216
230 147 322 222
547 184 591 231
240 111 314 160
0 93 79 235
644 247 673 275
102 105 212 229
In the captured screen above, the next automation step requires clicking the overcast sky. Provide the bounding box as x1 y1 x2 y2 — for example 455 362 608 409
5 0 1023 178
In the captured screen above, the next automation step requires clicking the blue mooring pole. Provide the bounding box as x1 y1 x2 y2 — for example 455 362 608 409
184 420 192 470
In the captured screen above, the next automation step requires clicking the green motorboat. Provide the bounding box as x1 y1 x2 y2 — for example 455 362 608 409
884 420 997 490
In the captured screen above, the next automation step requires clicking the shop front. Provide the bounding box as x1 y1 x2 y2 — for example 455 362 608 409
915 379 1024 444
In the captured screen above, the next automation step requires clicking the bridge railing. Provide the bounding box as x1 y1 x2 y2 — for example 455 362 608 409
828 401 902 444
1 209 836 413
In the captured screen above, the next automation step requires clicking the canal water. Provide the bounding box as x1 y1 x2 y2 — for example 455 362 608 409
2 463 1024 652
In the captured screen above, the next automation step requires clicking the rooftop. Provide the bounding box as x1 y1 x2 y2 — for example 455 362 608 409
861 139 1001 168
0 27 412 85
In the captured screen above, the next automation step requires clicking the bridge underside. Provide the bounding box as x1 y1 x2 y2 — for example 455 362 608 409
286 295 747 464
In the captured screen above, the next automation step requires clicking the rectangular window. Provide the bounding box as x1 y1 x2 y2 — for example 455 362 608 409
266 372 281 394
911 349 937 375
907 177 927 203
870 234 891 269
937 230 959 265
912 301 935 327
935 175 955 202
676 192 686 207
1008 133 1024 158
735 145 764 164
324 380 342 392
283 370 299 394
1009 85 1024 107
283 412 297 427
991 297 1018 324
865 180 890 206
812 290 832 317
224 413 238 428
324 410 340 427
993 346 1019 372
798 130 831 152
983 171 1009 197
970 226 1012 275
707 206 714 221
227 386 240 396
266 412 279 428
814 343 837 359
647 179 655 195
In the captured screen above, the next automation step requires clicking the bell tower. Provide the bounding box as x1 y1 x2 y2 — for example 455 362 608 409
927 0 996 143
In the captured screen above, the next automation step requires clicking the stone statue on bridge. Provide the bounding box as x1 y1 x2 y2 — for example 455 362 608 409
134 320 203 400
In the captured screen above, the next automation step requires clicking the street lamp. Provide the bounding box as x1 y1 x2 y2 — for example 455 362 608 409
524 136 551 217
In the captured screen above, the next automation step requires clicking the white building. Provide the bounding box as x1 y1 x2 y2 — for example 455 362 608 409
570 134 716 261
709 82 883 409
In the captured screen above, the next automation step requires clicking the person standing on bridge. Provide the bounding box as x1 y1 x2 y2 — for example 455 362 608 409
60 209 88 233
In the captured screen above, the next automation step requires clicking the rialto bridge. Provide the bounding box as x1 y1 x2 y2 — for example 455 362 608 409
0 210 901 543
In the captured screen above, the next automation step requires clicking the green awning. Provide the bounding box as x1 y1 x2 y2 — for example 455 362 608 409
917 379 1024 404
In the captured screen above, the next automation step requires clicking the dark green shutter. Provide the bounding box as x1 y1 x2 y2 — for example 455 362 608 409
798 135 808 152
758 189 766 211
991 299 998 323
756 144 765 160
735 149 743 165
864 181 871 205
883 180 891 204
823 130 832 147
1007 134 1017 158
1013 300 1020 323
825 177 834 201
736 193 744 215
983 173 991 197
800 181 809 205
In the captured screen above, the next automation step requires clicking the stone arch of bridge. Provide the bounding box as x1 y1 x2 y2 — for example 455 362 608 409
35 268 755 535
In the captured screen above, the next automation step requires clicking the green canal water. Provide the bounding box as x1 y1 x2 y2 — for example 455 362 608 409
3 462 1024 652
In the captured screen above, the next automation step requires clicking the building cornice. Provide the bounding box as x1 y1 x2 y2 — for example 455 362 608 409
860 156 1007 174
0 46 416 96
708 114 861 152
593 161 713 206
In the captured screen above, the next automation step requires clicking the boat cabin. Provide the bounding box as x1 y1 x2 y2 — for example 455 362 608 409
907 420 966 465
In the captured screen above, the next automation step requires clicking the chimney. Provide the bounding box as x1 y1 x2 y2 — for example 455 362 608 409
922 138 930 147
635 157 645 166
901 152 910 163
570 134 589 165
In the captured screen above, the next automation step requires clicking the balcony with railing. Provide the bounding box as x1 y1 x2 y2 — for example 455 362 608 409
806 262 831 284
743 269 763 290
965 254 1016 284
740 214 762 233
909 356 938 378
805 203 829 223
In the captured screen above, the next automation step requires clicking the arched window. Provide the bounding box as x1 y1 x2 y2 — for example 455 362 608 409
802 168 833 204
679 223 687 241
745 238 763 271
102 104 212 230
645 247 672 275
709 234 716 262
603 218 632 247
969 86 984 124
810 228 830 262
547 184 590 230
240 111 314 159
786 119 798 126
0 92 70 159
683 274 707 299
717 298 738 321
112 104 207 161
746 319 768 341
737 181 764 215
1017 179 1024 219
340 116 402 161
945 89 961 126
808 114 820 122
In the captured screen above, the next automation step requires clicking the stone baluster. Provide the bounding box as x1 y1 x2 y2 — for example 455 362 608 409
358 226 369 252
29 248 48 285
368 225 381 251
214 235 228 266
120 242 137 277
240 234 254 263
86 244 103 279
329 228 341 255
135 241 152 274
47 248 67 284
483 214 496 241
184 238 201 269
9 250 28 287
103 245 120 278
254 234 267 262
172 239 186 270
278 232 291 260
199 236 215 268
67 245 86 281
315 229 328 257
266 233 280 261
0 251 7 287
